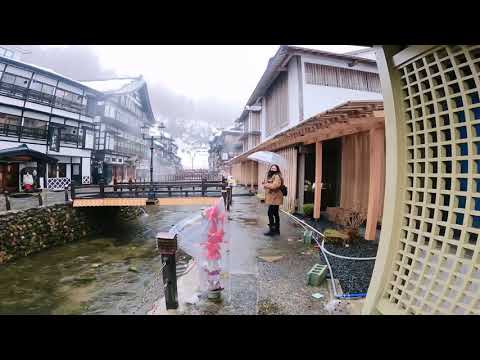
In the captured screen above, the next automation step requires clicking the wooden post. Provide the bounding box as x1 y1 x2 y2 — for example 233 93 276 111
4 191 10 211
297 153 305 213
365 127 385 241
250 161 255 192
314 141 323 220
157 232 178 310
99 180 105 198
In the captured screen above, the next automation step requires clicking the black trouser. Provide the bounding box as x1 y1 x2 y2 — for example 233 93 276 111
268 205 280 228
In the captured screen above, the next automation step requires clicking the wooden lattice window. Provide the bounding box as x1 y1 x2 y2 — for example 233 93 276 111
265 72 289 137
384 45 480 315
304 62 382 93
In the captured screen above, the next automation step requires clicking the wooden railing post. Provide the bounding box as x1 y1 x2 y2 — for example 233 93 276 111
70 183 76 200
65 187 70 202
226 186 232 211
99 180 105 198
157 232 178 310
201 178 206 196
38 192 43 207
4 191 11 211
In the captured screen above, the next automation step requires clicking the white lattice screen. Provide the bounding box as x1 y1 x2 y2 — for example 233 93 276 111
375 46 480 315
47 177 71 191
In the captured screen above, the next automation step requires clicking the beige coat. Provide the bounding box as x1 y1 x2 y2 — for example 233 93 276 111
264 174 283 205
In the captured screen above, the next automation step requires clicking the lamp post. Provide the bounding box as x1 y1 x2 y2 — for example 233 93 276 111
141 122 166 201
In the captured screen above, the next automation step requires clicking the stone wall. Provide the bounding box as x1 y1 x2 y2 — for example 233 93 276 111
0 204 144 265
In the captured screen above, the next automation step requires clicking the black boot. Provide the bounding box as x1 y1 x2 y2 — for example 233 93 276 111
264 225 275 236
273 223 280 236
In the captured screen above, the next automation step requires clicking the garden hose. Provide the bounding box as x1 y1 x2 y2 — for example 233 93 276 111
280 210 376 300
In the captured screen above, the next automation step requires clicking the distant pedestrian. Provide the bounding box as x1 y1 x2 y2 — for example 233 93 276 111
262 164 283 236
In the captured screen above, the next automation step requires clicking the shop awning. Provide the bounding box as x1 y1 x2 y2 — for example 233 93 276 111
0 144 59 163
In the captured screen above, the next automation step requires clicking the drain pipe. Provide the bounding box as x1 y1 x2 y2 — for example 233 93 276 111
280 210 376 300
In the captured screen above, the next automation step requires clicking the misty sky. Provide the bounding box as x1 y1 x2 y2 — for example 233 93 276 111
20 45 367 168
26 45 366 114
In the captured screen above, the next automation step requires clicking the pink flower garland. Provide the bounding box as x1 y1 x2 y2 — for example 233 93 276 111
201 202 226 260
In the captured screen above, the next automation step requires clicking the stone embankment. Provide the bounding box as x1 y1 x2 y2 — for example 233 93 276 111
0 204 143 265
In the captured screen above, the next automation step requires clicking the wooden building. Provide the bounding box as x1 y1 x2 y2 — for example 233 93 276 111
231 101 385 241
80 77 157 184
0 54 100 192
227 46 385 240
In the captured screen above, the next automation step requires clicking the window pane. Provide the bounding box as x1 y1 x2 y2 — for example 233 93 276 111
1 73 15 84
30 80 42 92
43 84 54 95
48 164 58 178
14 76 29 87
64 92 74 102
58 164 66 178
22 118 47 139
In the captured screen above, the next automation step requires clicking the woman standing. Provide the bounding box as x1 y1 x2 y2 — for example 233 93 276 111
262 164 283 236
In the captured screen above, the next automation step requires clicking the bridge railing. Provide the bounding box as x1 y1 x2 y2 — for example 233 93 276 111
70 179 230 201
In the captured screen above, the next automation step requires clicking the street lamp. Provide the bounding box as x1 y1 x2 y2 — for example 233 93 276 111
141 122 166 201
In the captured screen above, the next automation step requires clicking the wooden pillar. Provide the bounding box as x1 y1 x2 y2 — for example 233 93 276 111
250 161 255 192
297 153 305 213
365 127 385 240
314 141 323 219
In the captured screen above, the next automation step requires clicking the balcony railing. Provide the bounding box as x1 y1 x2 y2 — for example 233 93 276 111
60 133 82 144
20 126 48 140
0 82 92 116
0 123 21 137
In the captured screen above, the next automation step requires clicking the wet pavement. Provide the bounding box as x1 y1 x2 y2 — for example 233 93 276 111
179 188 331 315
0 190 67 212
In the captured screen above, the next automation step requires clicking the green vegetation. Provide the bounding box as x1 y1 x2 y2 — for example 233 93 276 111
303 203 314 217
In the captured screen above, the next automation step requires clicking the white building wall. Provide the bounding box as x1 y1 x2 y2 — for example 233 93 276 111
82 158 91 179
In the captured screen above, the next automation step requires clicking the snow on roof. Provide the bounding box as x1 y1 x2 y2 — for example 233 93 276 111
343 48 377 61
80 78 140 93
0 56 99 93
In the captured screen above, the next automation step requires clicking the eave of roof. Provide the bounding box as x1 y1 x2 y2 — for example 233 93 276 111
228 100 384 164
0 144 59 163
81 76 156 123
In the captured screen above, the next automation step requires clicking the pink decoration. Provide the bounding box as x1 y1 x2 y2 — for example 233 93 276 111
201 200 227 260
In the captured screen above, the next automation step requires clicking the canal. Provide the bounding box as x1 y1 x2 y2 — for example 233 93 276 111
0 205 206 315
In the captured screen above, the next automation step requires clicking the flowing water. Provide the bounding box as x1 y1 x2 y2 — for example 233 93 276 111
0 205 207 315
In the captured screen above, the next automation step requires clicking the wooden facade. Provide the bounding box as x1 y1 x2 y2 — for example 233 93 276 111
265 72 289 137
230 101 385 240
231 160 257 187
340 132 371 214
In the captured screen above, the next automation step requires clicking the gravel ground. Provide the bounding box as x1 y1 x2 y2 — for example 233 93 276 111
292 213 379 295
180 192 331 315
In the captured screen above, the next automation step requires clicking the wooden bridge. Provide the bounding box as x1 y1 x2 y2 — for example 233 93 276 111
70 178 233 209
